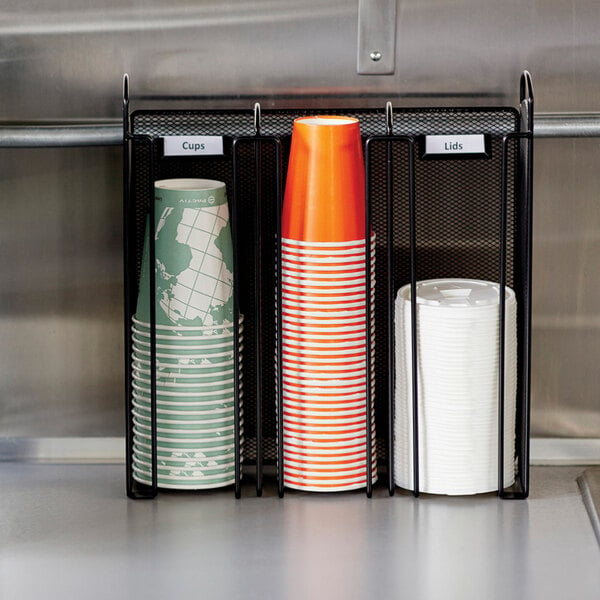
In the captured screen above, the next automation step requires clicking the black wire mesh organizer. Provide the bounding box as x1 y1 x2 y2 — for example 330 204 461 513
123 71 533 500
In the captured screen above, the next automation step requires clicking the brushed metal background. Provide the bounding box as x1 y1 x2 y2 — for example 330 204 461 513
0 0 599 442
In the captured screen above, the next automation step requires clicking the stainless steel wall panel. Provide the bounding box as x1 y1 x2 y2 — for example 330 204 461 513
1 1 600 117
0 0 599 446
531 137 600 438
0 147 123 437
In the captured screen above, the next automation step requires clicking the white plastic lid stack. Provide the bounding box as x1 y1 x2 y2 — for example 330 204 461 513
394 279 517 495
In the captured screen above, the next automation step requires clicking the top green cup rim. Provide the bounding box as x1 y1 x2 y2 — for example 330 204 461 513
155 178 227 192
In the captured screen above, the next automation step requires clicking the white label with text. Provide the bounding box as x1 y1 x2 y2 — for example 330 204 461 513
163 136 224 156
425 134 486 155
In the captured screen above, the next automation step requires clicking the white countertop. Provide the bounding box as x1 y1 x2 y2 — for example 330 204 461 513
1 464 599 600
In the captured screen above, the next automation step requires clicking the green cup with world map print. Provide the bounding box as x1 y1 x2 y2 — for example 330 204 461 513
136 179 234 328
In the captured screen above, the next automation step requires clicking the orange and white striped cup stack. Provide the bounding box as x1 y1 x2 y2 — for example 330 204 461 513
279 116 377 491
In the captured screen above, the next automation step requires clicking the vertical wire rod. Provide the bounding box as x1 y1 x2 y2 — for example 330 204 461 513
275 138 285 499
498 135 509 496
122 77 134 498
232 139 242 499
520 73 534 497
253 103 264 496
386 137 396 496
521 132 533 497
519 71 536 498
407 138 419 497
365 146 373 499
148 139 158 496
254 138 264 497
126 135 156 499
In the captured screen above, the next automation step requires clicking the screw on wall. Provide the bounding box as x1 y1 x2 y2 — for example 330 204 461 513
357 0 397 74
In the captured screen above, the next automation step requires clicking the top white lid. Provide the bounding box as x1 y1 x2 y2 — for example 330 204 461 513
398 279 515 307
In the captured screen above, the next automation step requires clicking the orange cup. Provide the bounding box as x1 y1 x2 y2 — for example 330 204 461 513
282 116 365 243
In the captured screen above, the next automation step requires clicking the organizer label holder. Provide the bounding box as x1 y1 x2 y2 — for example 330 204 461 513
163 135 225 156
422 134 490 159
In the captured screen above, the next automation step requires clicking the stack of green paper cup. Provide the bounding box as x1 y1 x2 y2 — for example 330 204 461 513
131 179 243 489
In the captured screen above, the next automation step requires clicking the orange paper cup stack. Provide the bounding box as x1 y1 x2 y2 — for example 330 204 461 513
279 116 377 491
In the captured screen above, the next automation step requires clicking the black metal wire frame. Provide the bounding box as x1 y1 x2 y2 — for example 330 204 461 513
365 96 532 500
365 135 417 496
497 71 533 500
497 129 533 499
123 75 159 499
232 135 283 498
123 72 533 500
123 77 156 500
515 71 534 499
124 133 158 499
124 133 250 500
